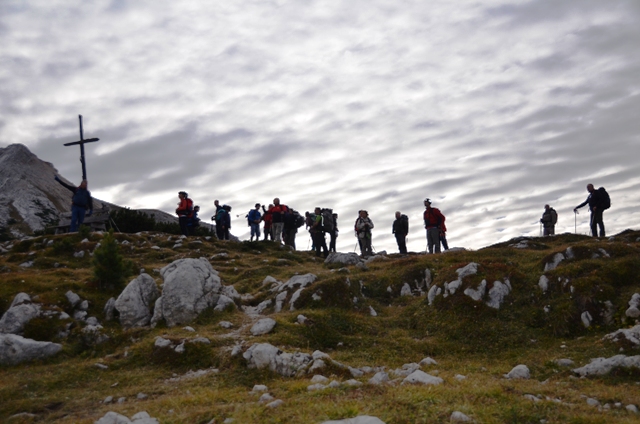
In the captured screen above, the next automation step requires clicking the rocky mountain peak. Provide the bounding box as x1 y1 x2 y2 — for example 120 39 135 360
0 143 100 235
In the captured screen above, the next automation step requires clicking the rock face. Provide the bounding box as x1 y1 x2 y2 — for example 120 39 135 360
158 258 224 327
115 274 160 329
0 292 40 334
0 333 62 365
0 143 115 234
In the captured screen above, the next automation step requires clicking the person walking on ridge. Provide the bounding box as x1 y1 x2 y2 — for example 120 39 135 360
54 175 93 232
574 184 608 237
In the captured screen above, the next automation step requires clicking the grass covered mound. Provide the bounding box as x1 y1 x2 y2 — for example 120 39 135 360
1 230 639 423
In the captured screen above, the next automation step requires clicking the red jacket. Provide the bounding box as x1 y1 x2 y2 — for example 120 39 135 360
423 207 445 229
176 198 193 218
268 204 288 223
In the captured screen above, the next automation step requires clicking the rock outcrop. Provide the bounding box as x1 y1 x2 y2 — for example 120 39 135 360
0 333 62 365
115 274 160 329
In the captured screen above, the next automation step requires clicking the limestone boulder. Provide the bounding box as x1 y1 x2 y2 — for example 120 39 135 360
159 258 223 327
0 333 62 365
243 343 313 377
0 292 40 334
324 252 363 266
115 274 160 329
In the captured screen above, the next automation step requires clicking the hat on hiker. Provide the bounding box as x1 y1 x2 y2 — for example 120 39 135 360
424 198 431 204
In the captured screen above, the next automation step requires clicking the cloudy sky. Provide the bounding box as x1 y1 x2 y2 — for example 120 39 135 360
1 0 639 252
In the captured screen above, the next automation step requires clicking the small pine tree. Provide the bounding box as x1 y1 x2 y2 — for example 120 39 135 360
92 229 132 291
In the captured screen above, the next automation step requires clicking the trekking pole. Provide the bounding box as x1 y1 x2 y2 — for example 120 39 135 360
539 222 542 237
574 210 577 234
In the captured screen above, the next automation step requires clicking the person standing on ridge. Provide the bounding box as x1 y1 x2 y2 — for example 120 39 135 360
329 213 339 252
175 191 193 236
268 198 288 243
392 211 409 254
216 204 232 240
310 207 328 257
540 204 558 236
262 204 273 241
247 203 262 242
54 175 93 232
423 198 445 254
355 210 374 257
574 183 609 237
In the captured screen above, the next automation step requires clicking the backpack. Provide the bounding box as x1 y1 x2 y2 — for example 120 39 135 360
320 208 334 232
185 198 194 217
401 214 409 233
550 208 558 225
291 209 306 228
598 187 611 210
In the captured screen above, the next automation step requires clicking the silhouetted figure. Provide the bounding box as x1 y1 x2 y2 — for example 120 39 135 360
423 198 445 254
248 203 262 242
311 207 328 257
574 184 607 237
540 204 557 236
175 191 193 236
55 175 93 232
392 211 408 254
355 210 374 257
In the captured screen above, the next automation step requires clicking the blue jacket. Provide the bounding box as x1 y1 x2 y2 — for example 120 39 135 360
247 209 261 225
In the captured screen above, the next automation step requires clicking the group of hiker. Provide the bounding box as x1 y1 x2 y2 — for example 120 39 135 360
53 174 611 253
541 184 611 238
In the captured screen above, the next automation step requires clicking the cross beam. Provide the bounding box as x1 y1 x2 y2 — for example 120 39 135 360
63 115 99 181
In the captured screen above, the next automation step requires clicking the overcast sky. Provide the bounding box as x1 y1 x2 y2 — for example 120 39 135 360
1 0 639 252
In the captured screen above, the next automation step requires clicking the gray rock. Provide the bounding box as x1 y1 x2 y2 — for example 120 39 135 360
115 274 160 329
154 337 172 348
65 290 81 308
400 283 412 296
572 355 640 376
625 293 640 318
485 279 511 309
603 324 640 346
504 364 530 379
266 399 284 408
0 333 62 365
0 292 40 334
160 258 223 327
243 343 312 377
464 279 486 301
95 411 132 424
251 318 277 336
149 297 163 328
103 298 116 321
401 370 444 385
218 321 233 329
555 358 574 367
419 357 437 366
78 299 89 311
544 252 565 272
324 252 363 266
456 262 479 279
74 250 85 258
214 294 236 312
450 411 472 422
368 372 390 385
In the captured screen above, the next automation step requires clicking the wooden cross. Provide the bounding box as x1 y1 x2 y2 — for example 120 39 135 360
63 115 99 181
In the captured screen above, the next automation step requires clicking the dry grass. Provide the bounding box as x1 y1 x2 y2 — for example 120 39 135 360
1 230 640 423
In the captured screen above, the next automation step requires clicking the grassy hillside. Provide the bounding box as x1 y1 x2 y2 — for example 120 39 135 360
1 230 640 423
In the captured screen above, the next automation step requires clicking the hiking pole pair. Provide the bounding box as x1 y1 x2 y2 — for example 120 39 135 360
574 210 578 234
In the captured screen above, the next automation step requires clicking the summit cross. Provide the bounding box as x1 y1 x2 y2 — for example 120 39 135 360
63 115 99 181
